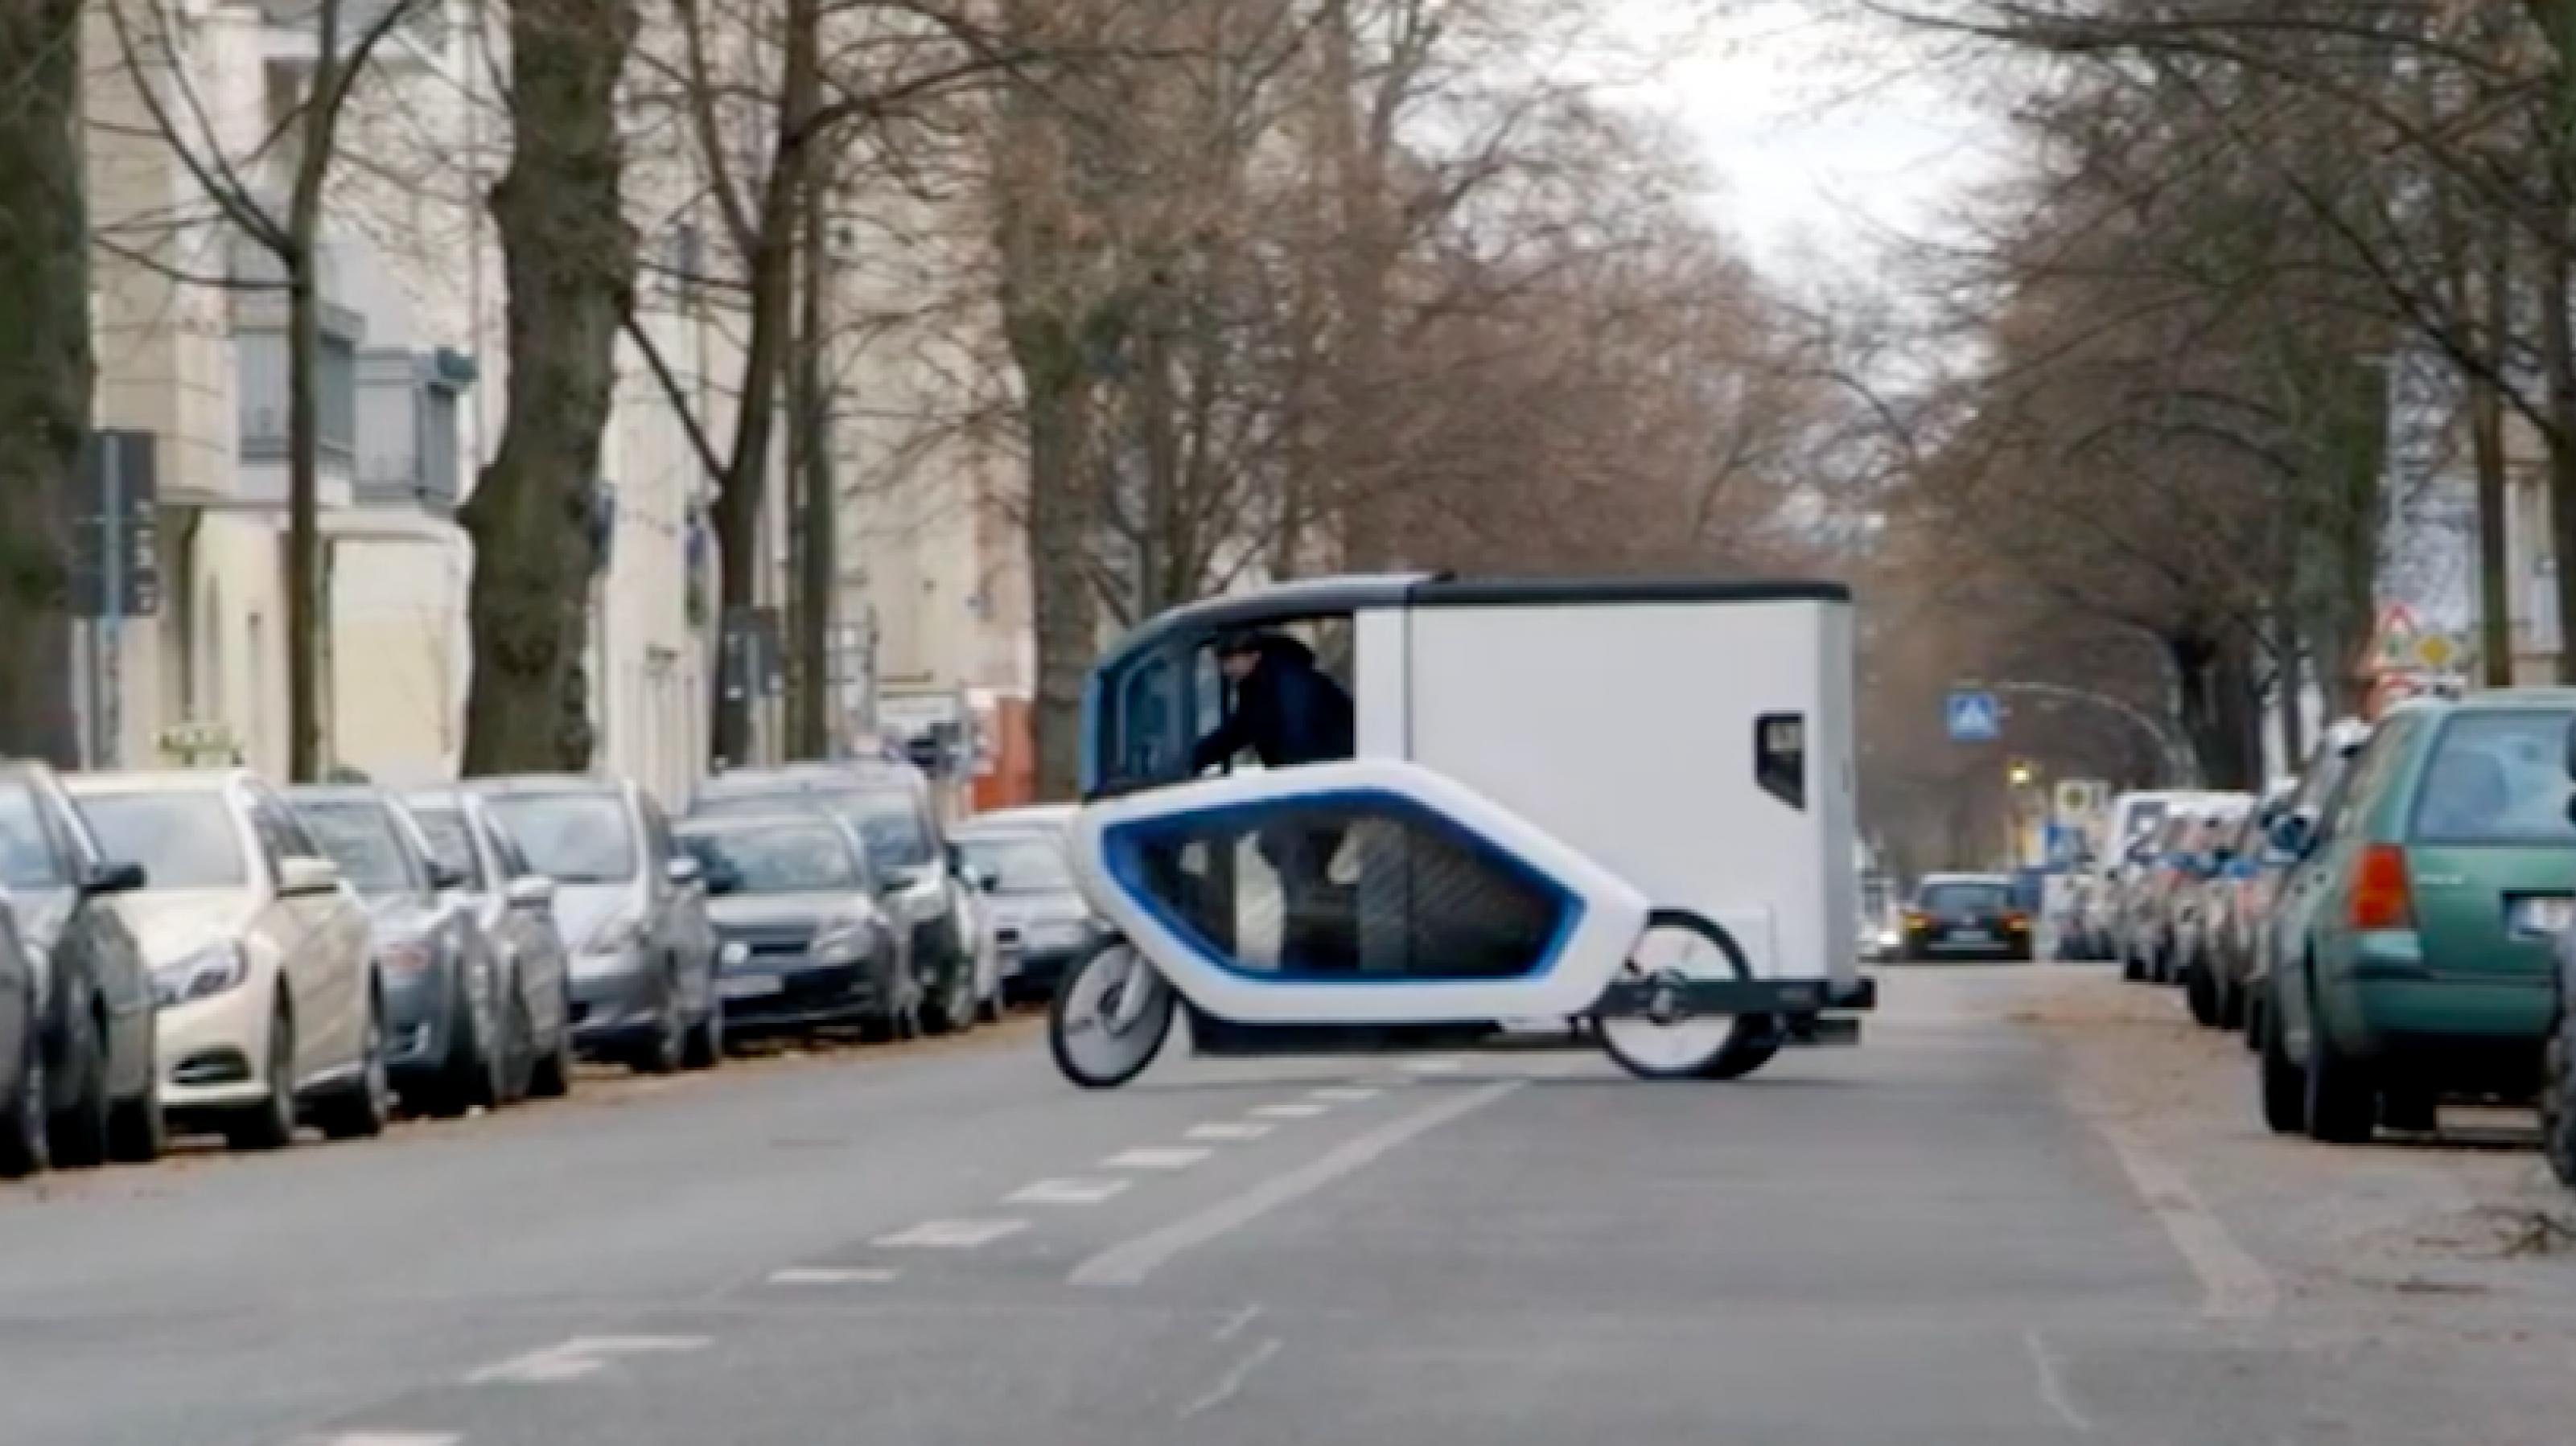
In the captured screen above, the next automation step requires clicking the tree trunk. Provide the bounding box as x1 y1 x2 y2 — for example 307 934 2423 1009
460 0 639 775
1014 312 1099 801
788 180 835 761
2470 365 2513 688
2543 244 2576 687
707 0 818 769
0 0 89 766
284 253 323 778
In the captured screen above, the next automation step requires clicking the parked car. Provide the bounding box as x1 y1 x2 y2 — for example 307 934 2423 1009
689 762 988 1034
954 805 1097 1004
2102 790 2193 963
2245 721 2378 1055
403 788 574 1097
677 811 911 1036
289 786 517 1115
2183 796 2278 1028
470 776 722 1074
2259 692 2576 1144
0 761 158 1164
2162 795 2252 992
1901 873 2031 961
2122 796 2245 983
67 770 387 1149
0 897 47 1177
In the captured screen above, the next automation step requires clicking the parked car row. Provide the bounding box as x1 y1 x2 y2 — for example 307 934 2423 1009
2101 690 2576 1184
0 752 1102 1180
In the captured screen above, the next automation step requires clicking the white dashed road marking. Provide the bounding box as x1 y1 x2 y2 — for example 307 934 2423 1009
1178 1337 1283 1420
769 1267 899 1284
1401 1057 1465 1074
1102 1146 1213 1171
1073 1080 1522 1286
466 1335 710 1385
1251 1103 1327 1119
874 1218 1029 1249
1009 1177 1134 1206
1309 1086 1381 1103
1187 1122 1273 1142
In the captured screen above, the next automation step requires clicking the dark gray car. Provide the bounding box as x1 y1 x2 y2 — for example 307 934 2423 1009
288 787 512 1115
677 812 909 1037
405 789 577 1099
953 809 1097 1004
0 761 157 1165
0 897 47 1177
689 762 978 1036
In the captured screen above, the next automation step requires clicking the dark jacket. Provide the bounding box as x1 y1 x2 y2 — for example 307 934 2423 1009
1191 635 1356 772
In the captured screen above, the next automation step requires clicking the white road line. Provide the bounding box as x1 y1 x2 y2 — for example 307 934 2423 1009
1309 1086 1381 1103
1212 1303 1263 1341
2064 1085 2278 1321
1187 1122 1273 1142
2024 1329 2095 1434
465 1335 710 1385
769 1267 899 1284
873 1218 1028 1249
1102 1146 1213 1171
1178 1337 1282 1420
1251 1103 1327 1119
1400 1057 1465 1074
1072 1080 1521 1287
1009 1177 1135 1206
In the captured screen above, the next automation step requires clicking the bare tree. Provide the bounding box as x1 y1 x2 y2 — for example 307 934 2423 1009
0 0 91 763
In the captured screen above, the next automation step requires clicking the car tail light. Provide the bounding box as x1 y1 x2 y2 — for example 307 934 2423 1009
2005 912 2030 932
1903 910 1928 930
2349 844 2413 930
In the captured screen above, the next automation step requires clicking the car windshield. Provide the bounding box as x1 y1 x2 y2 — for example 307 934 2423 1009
484 794 639 884
294 800 417 897
2409 711 2576 845
78 791 246 890
405 805 487 891
701 788 932 869
957 833 1073 893
0 780 65 891
1920 881 2008 914
679 823 859 894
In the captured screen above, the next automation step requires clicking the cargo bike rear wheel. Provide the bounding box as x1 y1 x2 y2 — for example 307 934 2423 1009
1048 937 1177 1088
1594 910 1783 1082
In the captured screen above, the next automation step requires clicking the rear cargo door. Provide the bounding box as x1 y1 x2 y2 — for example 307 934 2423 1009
2403 708 2576 981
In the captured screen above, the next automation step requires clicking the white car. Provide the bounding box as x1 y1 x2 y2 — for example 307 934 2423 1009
68 770 387 1150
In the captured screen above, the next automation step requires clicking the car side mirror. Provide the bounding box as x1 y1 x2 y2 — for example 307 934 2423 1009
504 875 556 910
278 857 343 897
964 863 998 891
2267 812 2314 862
666 857 702 889
703 865 743 898
81 861 147 895
426 861 467 893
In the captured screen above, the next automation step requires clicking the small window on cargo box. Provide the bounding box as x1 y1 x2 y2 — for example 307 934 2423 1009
1755 713 1806 810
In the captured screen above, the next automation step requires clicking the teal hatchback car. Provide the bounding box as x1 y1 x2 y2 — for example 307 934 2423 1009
2260 692 2576 1144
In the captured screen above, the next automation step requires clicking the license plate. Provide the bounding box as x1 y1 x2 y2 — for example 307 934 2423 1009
719 974 782 1000
2511 896 2576 939
1952 928 1991 944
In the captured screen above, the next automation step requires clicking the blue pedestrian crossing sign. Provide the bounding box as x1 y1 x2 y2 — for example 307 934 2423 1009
1946 691 2002 742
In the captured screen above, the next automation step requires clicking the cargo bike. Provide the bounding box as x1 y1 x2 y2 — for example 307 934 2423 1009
1045 575 1879 1086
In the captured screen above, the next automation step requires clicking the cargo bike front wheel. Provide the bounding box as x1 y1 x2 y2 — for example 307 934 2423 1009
1594 910 1783 1082
1048 937 1178 1088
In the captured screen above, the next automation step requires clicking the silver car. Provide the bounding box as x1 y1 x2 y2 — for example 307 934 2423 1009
405 790 575 1098
953 807 1097 1004
471 776 721 1074
0 895 45 1177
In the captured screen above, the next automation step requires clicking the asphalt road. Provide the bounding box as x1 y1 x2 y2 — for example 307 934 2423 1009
6 967 2575 1446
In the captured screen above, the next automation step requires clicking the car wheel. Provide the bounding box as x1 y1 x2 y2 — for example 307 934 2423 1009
2216 972 2245 1032
317 998 392 1141
1 1019 49 1180
107 1067 166 1165
682 986 723 1070
2543 996 2576 1188
499 981 537 1103
2258 984 2304 1136
227 997 298 1152
423 972 487 1119
47 996 111 1169
2121 947 2143 983
2381 1083 2438 1135
632 965 685 1075
2303 974 2376 1145
529 988 574 1099
2184 963 2219 1028
920 956 976 1037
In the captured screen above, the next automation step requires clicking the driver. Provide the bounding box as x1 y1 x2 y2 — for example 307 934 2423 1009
1192 630 1357 970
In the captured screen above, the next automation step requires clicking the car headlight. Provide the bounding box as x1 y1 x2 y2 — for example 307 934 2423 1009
588 912 647 955
153 943 249 1009
720 940 751 968
811 915 876 963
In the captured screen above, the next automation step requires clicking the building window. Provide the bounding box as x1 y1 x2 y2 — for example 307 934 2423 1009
422 385 460 505
320 331 356 461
